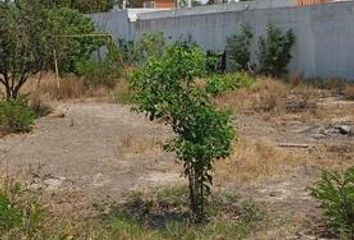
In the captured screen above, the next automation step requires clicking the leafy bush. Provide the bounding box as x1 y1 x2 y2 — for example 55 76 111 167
129 32 166 65
257 24 296 77
205 72 255 96
131 42 235 221
76 59 120 89
226 25 254 72
48 7 104 74
309 167 354 239
206 50 226 74
0 100 36 133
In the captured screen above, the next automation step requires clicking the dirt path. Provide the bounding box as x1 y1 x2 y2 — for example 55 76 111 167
0 102 181 204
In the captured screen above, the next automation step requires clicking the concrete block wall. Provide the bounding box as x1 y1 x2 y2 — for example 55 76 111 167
91 1 354 79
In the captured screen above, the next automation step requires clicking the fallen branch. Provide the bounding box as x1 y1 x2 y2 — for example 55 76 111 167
278 143 309 148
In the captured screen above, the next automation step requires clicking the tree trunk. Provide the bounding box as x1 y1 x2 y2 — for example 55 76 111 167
188 167 197 214
188 166 205 222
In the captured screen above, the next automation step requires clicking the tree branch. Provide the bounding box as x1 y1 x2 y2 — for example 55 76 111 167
13 71 29 97
0 75 6 86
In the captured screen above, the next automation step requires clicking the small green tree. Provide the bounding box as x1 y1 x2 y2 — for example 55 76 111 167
0 1 103 99
309 167 354 239
0 1 52 100
226 24 254 72
47 7 104 74
131 42 235 221
257 23 296 77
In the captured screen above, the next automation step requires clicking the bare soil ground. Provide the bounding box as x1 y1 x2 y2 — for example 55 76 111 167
0 94 353 238
0 101 181 218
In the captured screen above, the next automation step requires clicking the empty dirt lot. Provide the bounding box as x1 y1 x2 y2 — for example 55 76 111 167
0 93 353 238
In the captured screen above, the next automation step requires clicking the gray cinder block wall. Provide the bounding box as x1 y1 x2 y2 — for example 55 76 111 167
91 1 354 79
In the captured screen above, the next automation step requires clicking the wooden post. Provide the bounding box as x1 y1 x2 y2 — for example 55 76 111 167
53 49 60 89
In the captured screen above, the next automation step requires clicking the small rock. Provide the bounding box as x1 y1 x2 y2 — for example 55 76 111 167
269 191 281 197
44 178 64 191
338 125 352 135
312 133 326 140
29 183 42 191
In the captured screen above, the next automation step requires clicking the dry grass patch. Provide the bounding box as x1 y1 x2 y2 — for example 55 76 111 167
215 77 321 115
215 138 301 184
23 72 86 101
344 84 354 100
42 76 86 100
22 72 133 104
117 133 163 156
112 79 133 105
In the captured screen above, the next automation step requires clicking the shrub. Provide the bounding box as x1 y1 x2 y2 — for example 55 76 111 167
205 72 255 96
257 24 296 77
226 25 254 72
48 7 104 74
309 167 354 239
131 42 235 222
75 58 120 89
206 50 226 74
0 100 36 133
130 32 166 65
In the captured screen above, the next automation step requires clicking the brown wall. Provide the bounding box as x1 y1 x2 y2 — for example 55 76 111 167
154 0 176 8
296 0 333 6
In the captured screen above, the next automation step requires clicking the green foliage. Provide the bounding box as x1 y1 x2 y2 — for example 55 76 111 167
310 167 354 239
75 38 125 89
0 100 36 133
130 32 166 65
131 42 235 221
0 182 46 239
40 0 114 13
205 51 226 74
257 24 296 77
0 192 22 233
0 1 102 100
75 59 120 89
205 72 255 96
226 25 254 72
48 7 104 74
0 0 53 99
